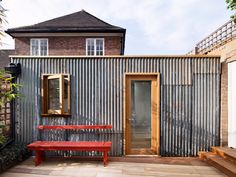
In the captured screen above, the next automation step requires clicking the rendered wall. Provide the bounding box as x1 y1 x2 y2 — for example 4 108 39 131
228 61 236 148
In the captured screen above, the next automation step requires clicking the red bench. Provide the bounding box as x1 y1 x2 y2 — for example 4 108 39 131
27 125 112 166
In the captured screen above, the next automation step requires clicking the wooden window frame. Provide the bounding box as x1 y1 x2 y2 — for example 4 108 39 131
86 38 105 56
30 38 48 56
41 74 71 117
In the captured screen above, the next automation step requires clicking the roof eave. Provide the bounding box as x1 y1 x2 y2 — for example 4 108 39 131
6 28 126 38
6 27 125 33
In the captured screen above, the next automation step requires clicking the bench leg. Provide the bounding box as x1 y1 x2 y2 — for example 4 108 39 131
103 151 108 166
35 150 43 166
40 151 45 161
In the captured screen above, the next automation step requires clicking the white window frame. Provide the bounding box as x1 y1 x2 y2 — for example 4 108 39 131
30 38 48 56
86 38 105 56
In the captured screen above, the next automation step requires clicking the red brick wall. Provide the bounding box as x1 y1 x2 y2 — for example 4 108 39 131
15 38 30 55
105 36 122 55
14 36 122 56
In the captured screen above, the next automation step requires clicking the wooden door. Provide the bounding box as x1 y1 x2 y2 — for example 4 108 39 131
124 74 160 155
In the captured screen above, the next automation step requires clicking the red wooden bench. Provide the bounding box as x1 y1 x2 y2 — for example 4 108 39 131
27 125 112 166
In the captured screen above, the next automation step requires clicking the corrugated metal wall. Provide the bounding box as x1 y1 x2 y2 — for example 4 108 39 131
11 56 221 156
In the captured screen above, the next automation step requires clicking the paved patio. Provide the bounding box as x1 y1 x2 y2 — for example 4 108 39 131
1 157 227 177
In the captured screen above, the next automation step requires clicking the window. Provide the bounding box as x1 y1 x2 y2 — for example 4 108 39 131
86 38 104 56
30 39 48 56
42 74 70 116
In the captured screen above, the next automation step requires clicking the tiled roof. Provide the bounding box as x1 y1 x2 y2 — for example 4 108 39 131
6 10 126 34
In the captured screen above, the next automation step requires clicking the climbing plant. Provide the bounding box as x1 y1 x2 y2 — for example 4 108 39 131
0 70 20 108
0 70 21 146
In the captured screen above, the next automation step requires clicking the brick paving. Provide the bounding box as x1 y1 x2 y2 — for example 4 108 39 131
1 157 227 177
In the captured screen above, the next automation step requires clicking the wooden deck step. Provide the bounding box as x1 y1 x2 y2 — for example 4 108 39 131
212 146 236 164
201 152 236 177
198 151 214 160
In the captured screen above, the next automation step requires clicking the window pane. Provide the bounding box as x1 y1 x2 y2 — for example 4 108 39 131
64 77 68 113
40 39 48 56
131 81 151 149
31 40 39 56
31 39 48 56
86 39 95 56
96 39 104 56
48 78 60 114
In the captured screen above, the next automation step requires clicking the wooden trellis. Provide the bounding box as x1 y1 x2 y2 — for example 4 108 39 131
188 20 236 54
0 81 12 141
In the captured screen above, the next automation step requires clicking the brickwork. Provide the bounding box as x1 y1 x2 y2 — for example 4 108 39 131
14 36 122 56
15 38 30 55
208 38 236 146
207 39 236 146
220 62 228 146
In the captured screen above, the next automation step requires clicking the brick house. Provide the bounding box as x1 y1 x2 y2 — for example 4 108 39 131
4 10 223 160
6 10 126 56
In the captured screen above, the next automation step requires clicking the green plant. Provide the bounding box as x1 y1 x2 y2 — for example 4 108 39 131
0 134 6 146
0 0 7 48
0 143 31 173
226 0 236 23
0 124 6 146
0 70 21 108
0 70 21 148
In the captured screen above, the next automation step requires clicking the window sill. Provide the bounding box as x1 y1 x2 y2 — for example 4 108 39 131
41 114 71 117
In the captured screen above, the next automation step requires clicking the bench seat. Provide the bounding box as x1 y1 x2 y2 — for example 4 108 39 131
28 141 112 166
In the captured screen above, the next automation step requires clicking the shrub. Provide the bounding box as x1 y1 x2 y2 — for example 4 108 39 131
0 134 6 146
0 143 31 173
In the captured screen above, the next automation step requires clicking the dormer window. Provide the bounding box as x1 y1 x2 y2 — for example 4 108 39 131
30 38 48 56
86 38 104 56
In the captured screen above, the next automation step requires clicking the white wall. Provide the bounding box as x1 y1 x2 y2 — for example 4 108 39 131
228 62 236 148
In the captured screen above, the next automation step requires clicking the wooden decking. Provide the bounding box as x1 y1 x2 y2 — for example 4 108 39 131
199 146 236 177
2 156 227 177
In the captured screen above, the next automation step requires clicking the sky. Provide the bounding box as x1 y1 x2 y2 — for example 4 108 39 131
1 0 233 55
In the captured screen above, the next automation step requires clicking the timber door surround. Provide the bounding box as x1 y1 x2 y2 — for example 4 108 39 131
124 73 160 155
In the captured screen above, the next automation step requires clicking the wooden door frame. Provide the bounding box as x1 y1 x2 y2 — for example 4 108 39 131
123 73 160 155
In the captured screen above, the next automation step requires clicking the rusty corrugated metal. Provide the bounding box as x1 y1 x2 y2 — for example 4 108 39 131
11 56 221 156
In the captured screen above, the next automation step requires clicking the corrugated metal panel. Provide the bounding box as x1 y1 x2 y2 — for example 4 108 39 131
11 56 221 156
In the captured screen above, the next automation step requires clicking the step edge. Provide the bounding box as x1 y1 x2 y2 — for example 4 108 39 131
213 147 236 163
207 156 236 174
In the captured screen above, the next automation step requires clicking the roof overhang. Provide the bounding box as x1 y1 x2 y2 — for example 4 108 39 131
6 28 126 37
7 32 125 38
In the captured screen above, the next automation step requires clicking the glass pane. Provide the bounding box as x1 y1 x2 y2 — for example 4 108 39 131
31 40 39 56
48 78 60 114
96 39 104 56
86 39 95 56
64 77 68 113
131 81 151 149
40 39 48 56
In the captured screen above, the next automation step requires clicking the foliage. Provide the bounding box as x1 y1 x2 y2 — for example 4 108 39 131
226 0 236 23
0 70 21 149
0 70 21 108
0 125 6 146
0 0 7 42
0 134 6 146
0 143 31 173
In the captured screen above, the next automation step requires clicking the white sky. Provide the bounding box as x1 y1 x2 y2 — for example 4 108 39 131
1 0 233 54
